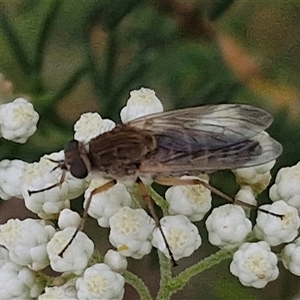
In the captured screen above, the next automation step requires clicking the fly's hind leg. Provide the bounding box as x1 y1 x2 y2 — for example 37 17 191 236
136 177 177 266
153 176 283 218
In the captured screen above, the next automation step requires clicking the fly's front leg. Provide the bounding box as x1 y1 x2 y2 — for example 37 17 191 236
153 176 283 218
59 179 117 256
136 177 177 266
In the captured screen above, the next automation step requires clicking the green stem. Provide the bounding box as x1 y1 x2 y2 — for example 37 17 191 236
159 249 233 299
0 11 32 74
148 187 169 216
123 270 152 300
33 0 63 73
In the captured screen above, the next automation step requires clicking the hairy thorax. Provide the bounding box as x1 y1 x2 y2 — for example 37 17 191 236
88 124 157 177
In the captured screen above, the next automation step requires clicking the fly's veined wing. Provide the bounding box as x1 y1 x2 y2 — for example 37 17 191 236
139 132 282 176
127 104 282 175
128 104 273 152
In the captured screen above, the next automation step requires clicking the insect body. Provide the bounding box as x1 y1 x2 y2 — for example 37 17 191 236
65 104 282 180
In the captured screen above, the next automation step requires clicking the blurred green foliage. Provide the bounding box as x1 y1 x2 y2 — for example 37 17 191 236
0 0 300 299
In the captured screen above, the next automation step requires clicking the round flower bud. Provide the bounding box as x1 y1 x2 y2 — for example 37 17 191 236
84 178 132 228
269 162 300 212
76 263 125 300
254 200 300 246
206 204 252 249
281 237 300 276
38 280 77 300
0 98 39 143
0 218 55 270
47 227 94 274
152 215 201 261
0 246 44 299
104 249 128 273
74 112 115 145
233 160 275 194
0 159 28 200
57 209 81 230
165 175 211 221
120 87 163 123
230 241 279 288
109 207 155 259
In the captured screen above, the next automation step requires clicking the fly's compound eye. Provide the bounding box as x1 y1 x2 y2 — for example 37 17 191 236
70 157 88 179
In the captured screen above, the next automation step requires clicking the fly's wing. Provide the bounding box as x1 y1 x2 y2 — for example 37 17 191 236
127 104 282 175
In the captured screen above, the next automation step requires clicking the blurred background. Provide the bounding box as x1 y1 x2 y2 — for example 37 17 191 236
0 0 300 299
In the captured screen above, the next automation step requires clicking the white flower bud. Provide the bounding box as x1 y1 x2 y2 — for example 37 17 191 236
206 204 252 249
76 263 125 300
21 159 70 219
104 249 128 272
254 200 300 246
38 280 77 300
0 98 39 143
235 186 257 216
269 162 300 212
0 218 55 270
109 207 155 259
230 241 279 288
0 159 28 200
281 237 300 276
85 177 132 227
57 209 81 230
47 227 94 274
21 151 87 219
233 160 275 194
120 87 163 123
165 175 211 221
0 260 44 299
74 112 115 144
152 215 201 261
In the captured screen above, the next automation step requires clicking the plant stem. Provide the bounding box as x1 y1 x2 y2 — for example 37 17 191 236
123 270 152 300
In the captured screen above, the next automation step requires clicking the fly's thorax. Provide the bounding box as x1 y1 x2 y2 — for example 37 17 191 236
87 125 157 177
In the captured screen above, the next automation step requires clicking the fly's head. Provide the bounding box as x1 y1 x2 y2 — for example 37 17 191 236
64 140 90 179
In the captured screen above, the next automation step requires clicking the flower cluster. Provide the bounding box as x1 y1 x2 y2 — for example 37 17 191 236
0 87 300 298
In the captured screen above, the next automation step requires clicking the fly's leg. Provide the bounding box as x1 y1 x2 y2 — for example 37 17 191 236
136 177 178 266
28 170 67 195
153 176 283 218
59 179 117 256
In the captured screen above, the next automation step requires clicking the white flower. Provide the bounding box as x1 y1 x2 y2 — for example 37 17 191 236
120 87 163 123
21 151 87 219
230 241 279 288
0 159 28 200
0 260 44 299
270 162 300 212
38 281 77 300
47 227 94 275
85 178 132 227
233 160 275 194
0 98 39 143
57 209 81 230
165 175 211 221
21 159 70 219
152 215 201 261
76 263 125 300
74 112 115 144
0 218 55 270
234 186 257 216
254 200 300 246
205 204 252 249
281 237 300 276
104 249 128 273
109 207 155 259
